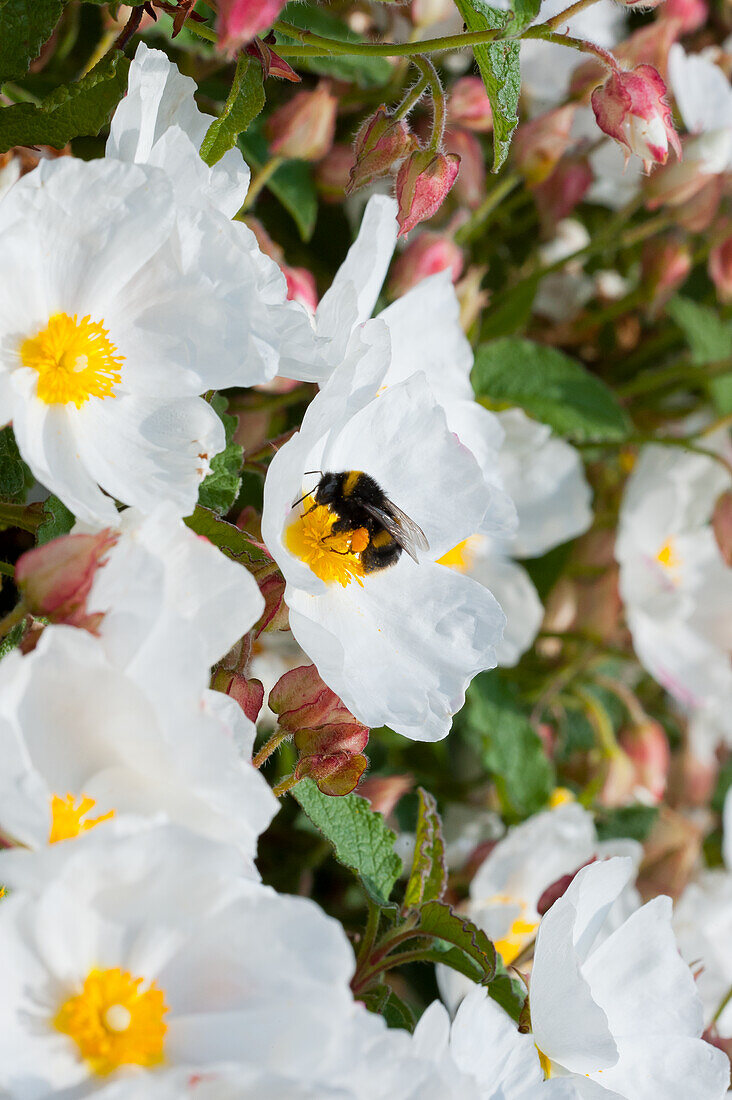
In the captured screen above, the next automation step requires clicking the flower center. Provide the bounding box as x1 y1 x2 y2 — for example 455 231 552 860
655 537 681 578
548 786 574 809
437 536 480 573
54 967 168 1076
488 895 539 966
285 494 367 587
20 313 123 408
536 1046 553 1079
49 793 115 844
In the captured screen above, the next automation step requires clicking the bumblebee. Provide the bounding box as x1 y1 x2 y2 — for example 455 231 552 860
297 470 429 573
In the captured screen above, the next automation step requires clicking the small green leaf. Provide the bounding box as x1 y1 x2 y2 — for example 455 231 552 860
404 788 447 910
36 494 74 545
595 804 658 843
450 0 519 170
197 396 243 516
0 0 66 84
510 0 541 30
666 296 732 414
200 55 265 168
239 127 318 241
293 777 402 906
275 4 392 88
0 53 130 154
0 427 33 503
472 337 631 441
458 671 555 821
412 900 497 983
479 277 537 341
0 618 25 661
184 506 271 568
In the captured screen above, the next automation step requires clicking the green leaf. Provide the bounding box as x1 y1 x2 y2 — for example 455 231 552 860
412 900 496 983
451 0 519 170
595 804 658 843
0 0 66 84
459 671 555 821
404 788 447 909
666 296 732 414
200 55 265 168
510 0 541 30
0 618 25 661
473 337 631 441
184 506 271 568
275 4 392 88
36 494 75 545
293 777 402 906
239 128 317 240
0 53 130 154
0 427 32 503
360 984 416 1031
479 277 537 341
197 396 243 516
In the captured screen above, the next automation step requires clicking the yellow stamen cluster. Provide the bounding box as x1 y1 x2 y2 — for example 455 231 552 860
285 494 366 587
48 793 114 845
54 967 168 1076
494 914 540 966
656 537 681 577
20 313 123 408
437 536 480 573
537 1047 553 1079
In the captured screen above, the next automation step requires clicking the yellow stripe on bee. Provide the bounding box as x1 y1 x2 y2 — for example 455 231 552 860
371 530 393 548
343 471 363 496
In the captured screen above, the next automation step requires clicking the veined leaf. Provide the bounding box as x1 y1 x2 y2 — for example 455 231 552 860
197 396 243 516
0 427 33 503
404 787 447 909
0 0 66 84
36 494 74 545
200 54 265 168
185 506 271 567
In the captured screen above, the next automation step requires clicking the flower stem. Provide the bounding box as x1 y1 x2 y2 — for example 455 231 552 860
273 20 503 58
253 727 289 769
521 26 619 71
455 171 522 244
114 5 144 51
272 772 301 797
242 156 285 211
0 503 43 534
393 73 429 121
410 56 447 152
0 603 26 641
541 0 605 30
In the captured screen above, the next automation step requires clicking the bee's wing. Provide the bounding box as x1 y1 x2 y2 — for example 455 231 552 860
360 499 429 563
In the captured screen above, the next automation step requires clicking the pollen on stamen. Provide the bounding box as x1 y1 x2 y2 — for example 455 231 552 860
48 793 115 845
285 494 366 587
20 313 123 408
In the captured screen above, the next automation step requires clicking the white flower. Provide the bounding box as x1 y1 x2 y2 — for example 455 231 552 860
261 322 509 741
0 621 276 870
107 43 317 386
413 991 576 1098
668 44 732 172
616 444 732 719
438 802 641 1012
440 409 593 666
0 156 234 524
0 825 368 1096
529 856 729 1098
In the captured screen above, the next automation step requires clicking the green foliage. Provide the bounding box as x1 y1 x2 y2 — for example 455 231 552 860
404 788 447 909
185 506 271 567
666 296 732 414
473 337 631 441
276 5 392 87
459 671 555 820
197 396 244 516
0 427 33 503
35 494 75 545
200 55 265 168
410 900 496 983
0 52 129 154
0 0 66 84
240 127 318 240
362 984 416 1030
294 777 402 906
595 804 659 843
450 0 519 170
0 618 25 661
510 0 541 30
479 277 537 341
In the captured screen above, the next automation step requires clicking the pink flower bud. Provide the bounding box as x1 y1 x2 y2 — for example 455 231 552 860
283 265 318 313
663 0 707 33
512 105 576 186
448 77 493 133
591 65 681 173
619 720 670 803
641 235 691 316
709 234 732 304
15 530 118 630
243 215 283 263
217 0 287 51
347 106 417 195
266 82 337 161
537 858 597 916
211 669 265 724
315 144 355 202
712 489 732 565
534 159 593 230
245 34 301 83
444 127 485 209
359 774 414 817
388 231 464 298
395 149 460 237
598 749 637 808
269 664 356 731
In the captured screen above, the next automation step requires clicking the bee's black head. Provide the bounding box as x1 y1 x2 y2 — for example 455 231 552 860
314 472 340 504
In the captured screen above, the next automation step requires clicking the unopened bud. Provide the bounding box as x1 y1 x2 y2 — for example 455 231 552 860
347 106 417 194
269 664 355 731
395 149 460 237
534 158 593 230
455 264 489 333
315 144 355 202
283 265 318 313
266 82 337 161
663 0 707 32
591 64 681 172
444 127 485 209
619 720 670 803
211 669 265 723
512 106 576 186
598 749 637 808
709 234 732 304
15 530 118 631
448 77 493 133
641 235 691 316
388 231 464 298
217 0 287 51
537 858 597 916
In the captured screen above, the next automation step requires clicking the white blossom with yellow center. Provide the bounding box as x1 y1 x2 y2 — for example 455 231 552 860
262 323 510 742
0 827 375 1095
